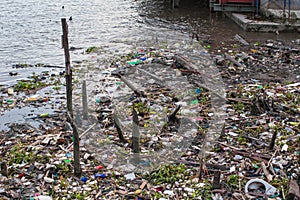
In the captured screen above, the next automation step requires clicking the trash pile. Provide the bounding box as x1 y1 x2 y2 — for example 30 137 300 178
80 47 209 174
0 38 299 200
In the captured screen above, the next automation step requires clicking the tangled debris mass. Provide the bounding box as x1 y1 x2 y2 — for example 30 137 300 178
0 37 300 200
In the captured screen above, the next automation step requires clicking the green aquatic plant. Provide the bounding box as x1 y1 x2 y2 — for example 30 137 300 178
14 80 46 92
147 163 188 184
227 174 239 187
191 180 213 199
233 101 245 112
86 46 99 53
285 92 294 101
271 177 289 195
130 102 150 117
70 191 90 200
6 143 50 165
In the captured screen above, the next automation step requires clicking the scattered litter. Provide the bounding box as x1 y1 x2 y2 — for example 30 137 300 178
124 172 136 180
0 38 299 199
37 195 52 200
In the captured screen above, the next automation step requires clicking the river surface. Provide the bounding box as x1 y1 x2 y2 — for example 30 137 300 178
0 0 299 86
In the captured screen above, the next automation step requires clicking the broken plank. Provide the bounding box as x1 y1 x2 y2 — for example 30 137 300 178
234 34 250 46
119 75 144 97
224 53 245 68
137 68 164 83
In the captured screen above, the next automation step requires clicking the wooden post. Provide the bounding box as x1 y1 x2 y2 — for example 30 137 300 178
269 131 277 150
67 112 81 177
212 170 221 189
132 108 140 163
61 18 73 117
113 114 127 143
0 161 8 177
198 156 204 179
62 18 80 177
72 121 81 177
168 105 181 122
82 80 88 120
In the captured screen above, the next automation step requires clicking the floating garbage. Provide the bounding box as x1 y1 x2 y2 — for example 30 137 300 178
37 196 52 200
7 88 14 95
95 165 104 170
0 39 299 199
94 173 107 178
124 172 136 181
80 176 88 183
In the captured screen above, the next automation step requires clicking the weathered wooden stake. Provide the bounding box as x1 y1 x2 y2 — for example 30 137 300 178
82 80 88 120
168 105 181 122
220 123 226 138
269 131 277 150
67 112 81 177
198 157 204 179
62 18 80 176
0 161 8 177
132 108 140 163
212 170 221 189
113 114 127 143
61 18 73 117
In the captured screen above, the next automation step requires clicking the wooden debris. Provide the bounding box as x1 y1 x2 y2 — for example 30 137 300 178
224 53 246 69
119 75 144 97
66 123 97 150
175 54 226 101
137 67 164 83
139 180 148 190
234 34 250 46
261 162 273 182
174 54 202 71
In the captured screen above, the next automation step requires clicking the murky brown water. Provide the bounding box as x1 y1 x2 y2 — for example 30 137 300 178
0 0 298 86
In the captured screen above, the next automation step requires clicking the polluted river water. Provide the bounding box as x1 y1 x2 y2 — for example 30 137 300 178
0 0 298 68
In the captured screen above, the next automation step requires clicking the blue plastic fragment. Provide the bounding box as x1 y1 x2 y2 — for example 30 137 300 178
80 176 88 183
195 88 201 94
95 173 107 178
65 153 72 158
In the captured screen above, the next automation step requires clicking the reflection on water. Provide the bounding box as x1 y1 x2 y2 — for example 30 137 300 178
0 0 299 85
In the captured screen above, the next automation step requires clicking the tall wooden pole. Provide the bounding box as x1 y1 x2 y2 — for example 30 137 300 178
61 18 73 117
62 18 81 177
